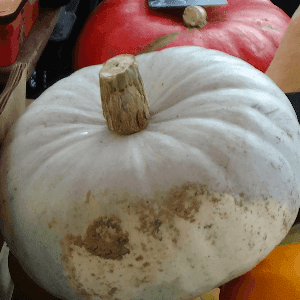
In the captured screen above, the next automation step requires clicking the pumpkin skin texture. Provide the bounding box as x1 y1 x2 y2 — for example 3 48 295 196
219 244 300 300
1 46 300 300
72 0 290 73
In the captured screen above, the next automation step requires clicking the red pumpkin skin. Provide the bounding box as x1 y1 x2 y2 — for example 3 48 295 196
73 0 290 73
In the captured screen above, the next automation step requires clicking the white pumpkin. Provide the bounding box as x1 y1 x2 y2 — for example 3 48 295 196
1 46 300 300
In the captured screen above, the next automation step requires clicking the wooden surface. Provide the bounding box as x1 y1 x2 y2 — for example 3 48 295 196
198 288 220 300
0 6 61 84
0 4 60 254
25 98 34 108
279 223 300 246
265 4 300 93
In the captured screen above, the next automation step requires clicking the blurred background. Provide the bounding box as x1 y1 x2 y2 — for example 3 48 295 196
26 1 299 99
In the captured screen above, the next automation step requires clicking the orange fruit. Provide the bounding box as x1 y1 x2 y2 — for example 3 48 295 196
219 244 300 300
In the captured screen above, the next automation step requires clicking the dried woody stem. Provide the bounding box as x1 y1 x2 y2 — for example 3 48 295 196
99 54 150 135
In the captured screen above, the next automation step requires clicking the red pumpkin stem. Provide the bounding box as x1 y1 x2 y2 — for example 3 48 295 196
183 6 207 28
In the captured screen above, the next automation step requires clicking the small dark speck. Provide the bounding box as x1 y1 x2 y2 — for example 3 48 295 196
204 224 213 229
136 255 143 261
154 219 162 233
108 287 118 296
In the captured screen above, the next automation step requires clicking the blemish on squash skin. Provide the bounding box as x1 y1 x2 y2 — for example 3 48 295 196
257 24 278 31
48 218 57 229
53 183 295 300
7 181 17 202
135 32 179 55
68 215 130 260
135 28 202 56
85 190 92 204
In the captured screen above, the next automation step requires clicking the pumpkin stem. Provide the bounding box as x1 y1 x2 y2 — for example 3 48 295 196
183 6 207 28
99 54 150 135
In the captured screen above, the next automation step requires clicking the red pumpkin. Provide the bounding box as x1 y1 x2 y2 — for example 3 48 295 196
73 0 290 73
